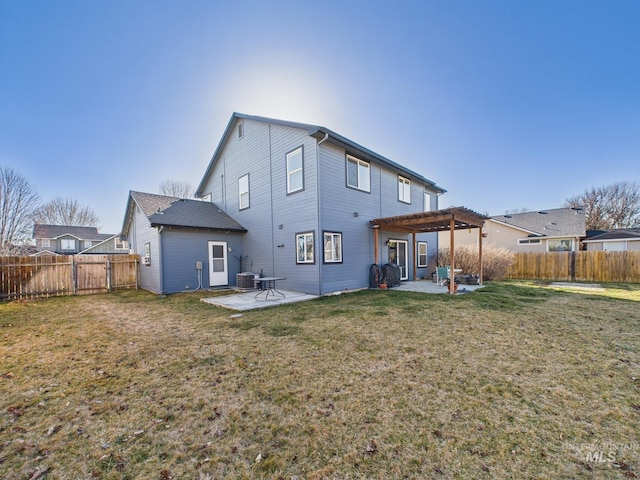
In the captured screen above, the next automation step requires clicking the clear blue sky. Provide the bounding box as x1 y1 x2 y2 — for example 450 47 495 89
2 0 639 233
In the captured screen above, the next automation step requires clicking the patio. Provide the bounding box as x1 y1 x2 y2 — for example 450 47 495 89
201 280 484 311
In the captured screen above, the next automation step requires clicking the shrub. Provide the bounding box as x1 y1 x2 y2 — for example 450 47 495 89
438 244 515 281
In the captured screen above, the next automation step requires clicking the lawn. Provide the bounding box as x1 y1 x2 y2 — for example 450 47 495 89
1 282 639 479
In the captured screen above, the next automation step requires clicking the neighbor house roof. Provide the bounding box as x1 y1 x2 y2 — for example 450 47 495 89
33 224 113 241
122 191 247 234
582 228 640 243
490 207 586 238
195 112 446 197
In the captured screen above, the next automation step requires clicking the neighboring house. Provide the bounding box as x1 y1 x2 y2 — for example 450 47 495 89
121 191 247 294
32 224 128 255
582 228 640 251
438 207 586 252
122 113 448 295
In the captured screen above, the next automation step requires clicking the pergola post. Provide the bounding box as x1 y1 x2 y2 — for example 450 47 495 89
478 226 484 285
449 218 455 293
373 226 379 265
412 232 417 281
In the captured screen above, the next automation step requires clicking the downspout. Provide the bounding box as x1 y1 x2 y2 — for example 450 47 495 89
158 225 165 294
316 132 329 294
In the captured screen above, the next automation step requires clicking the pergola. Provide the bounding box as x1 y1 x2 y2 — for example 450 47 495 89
370 207 489 293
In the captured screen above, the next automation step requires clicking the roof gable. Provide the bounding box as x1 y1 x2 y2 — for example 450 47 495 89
127 191 246 232
33 224 111 241
195 113 446 197
491 208 586 237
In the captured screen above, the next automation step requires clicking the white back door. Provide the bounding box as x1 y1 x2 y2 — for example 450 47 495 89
208 241 228 286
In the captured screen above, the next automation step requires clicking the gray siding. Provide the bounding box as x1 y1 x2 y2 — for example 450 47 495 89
160 229 244 294
127 204 162 293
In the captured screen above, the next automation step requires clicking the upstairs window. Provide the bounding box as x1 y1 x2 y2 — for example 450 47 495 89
424 191 431 211
239 174 250 210
286 146 304 194
83 240 93 249
61 239 75 250
398 176 411 203
346 155 370 192
41 239 51 248
323 232 342 263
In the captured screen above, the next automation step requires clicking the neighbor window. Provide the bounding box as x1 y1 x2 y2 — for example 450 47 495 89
115 238 129 250
398 176 411 203
296 232 314 264
41 239 51 248
417 241 428 267
548 239 573 252
603 241 625 252
323 232 342 263
239 174 250 210
61 239 75 250
346 155 370 192
83 240 93 249
286 146 304 194
518 238 542 245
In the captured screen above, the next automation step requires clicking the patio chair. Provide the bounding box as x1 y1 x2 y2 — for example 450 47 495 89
436 266 449 286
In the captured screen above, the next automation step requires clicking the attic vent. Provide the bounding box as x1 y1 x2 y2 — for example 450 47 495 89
504 215 512 218
538 211 548 214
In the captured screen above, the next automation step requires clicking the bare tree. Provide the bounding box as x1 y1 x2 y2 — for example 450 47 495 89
159 180 193 198
0 166 40 254
33 197 100 227
565 181 640 230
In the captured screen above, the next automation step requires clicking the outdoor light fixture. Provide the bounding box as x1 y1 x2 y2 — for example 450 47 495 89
353 212 359 217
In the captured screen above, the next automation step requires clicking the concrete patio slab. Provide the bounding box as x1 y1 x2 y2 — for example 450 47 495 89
201 281 484 311
201 289 319 311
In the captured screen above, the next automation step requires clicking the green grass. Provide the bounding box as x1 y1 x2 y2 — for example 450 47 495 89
1 282 639 479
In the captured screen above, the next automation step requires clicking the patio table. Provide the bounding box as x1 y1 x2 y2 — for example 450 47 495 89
254 277 286 301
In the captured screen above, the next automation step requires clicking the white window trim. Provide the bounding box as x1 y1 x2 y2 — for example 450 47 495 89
239 174 250 210
296 232 314 264
417 241 428 267
202 193 212 202
323 231 342 263
399 175 411 203
346 155 371 192
547 239 574 252
61 239 75 250
518 238 542 245
424 191 431 212
286 146 304 194
115 238 129 250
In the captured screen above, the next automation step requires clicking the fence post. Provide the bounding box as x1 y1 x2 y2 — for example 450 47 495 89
71 256 77 295
106 259 112 292
570 251 576 282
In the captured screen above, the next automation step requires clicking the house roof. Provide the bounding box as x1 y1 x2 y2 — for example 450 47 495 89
490 207 586 238
123 191 247 233
33 224 113 241
195 113 446 197
582 228 640 242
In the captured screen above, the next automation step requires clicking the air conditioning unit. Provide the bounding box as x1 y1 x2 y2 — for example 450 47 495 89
142 256 151 266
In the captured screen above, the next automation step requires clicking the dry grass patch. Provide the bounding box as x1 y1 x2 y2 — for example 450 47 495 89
1 283 639 479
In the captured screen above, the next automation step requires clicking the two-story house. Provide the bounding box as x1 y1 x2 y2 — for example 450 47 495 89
33 224 128 255
123 113 450 295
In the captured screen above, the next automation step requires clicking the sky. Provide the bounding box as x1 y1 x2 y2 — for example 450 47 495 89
1 0 639 234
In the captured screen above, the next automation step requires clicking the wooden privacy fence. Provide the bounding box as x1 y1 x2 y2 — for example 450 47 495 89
506 251 640 283
0 254 139 300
